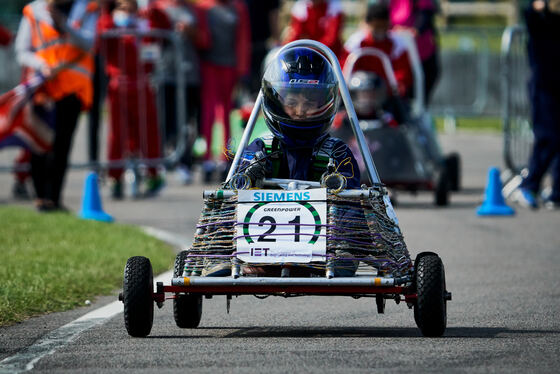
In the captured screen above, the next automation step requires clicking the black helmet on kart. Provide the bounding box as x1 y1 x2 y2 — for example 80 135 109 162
262 47 340 147
348 70 388 117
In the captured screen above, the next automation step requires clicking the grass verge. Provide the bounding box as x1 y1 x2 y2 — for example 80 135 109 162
0 206 175 327
434 116 502 133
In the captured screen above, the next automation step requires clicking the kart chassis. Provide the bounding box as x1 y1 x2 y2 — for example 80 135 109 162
121 40 451 338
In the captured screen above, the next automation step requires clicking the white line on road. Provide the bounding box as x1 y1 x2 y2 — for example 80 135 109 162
0 269 173 374
0 226 187 374
141 226 190 250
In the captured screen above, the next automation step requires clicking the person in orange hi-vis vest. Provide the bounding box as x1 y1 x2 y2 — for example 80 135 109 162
15 0 98 212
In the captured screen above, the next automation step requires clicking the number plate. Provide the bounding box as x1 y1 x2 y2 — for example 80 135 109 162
236 189 327 263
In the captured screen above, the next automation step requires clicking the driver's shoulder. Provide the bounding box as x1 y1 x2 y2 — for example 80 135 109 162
320 136 351 152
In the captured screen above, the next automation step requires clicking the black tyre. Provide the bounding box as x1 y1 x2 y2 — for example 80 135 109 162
434 168 449 206
123 256 154 337
388 189 398 207
173 250 202 328
414 253 447 337
445 153 461 192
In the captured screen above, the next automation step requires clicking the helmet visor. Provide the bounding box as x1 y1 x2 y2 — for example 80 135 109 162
264 80 338 122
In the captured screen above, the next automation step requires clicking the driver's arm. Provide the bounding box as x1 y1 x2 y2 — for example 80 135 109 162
234 139 272 187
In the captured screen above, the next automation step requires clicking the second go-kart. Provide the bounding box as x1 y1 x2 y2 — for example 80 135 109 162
335 41 461 206
120 40 451 338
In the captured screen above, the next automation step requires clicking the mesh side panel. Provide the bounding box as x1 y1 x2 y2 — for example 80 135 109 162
183 191 412 277
187 196 238 275
328 193 411 276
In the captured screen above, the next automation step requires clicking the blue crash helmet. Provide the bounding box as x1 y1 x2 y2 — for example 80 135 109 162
261 47 340 146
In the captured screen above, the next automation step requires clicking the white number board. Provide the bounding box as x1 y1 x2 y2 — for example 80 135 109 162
236 189 327 263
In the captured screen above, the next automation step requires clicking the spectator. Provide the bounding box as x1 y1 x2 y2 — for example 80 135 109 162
244 0 280 96
512 0 560 209
0 25 12 46
150 0 210 185
198 0 251 183
15 0 98 212
12 151 32 200
343 0 414 98
98 0 164 198
389 0 440 105
283 0 345 61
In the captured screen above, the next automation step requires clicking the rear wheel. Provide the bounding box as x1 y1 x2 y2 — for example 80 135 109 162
414 253 447 337
123 256 154 337
434 168 450 206
173 250 203 328
445 153 461 191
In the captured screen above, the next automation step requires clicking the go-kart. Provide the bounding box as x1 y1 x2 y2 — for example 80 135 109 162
120 40 452 338
336 39 460 206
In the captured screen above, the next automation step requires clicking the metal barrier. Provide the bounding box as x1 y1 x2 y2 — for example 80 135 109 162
93 28 187 171
431 26 496 118
0 46 20 95
501 25 532 176
0 16 22 94
0 29 188 195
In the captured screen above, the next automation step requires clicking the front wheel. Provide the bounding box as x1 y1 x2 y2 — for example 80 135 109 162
173 250 203 328
123 256 154 337
414 253 447 337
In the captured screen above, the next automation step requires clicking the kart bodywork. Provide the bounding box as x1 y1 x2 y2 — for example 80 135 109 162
120 40 452 338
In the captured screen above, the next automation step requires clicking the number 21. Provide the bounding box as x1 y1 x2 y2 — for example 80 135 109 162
257 215 301 242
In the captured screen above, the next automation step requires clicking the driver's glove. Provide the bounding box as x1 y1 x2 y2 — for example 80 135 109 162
245 151 267 188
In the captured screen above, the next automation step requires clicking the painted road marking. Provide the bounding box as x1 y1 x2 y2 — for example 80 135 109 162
0 226 186 374
0 269 174 374
141 226 190 249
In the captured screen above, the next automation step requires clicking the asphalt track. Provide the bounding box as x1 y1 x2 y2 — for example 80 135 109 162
0 131 559 373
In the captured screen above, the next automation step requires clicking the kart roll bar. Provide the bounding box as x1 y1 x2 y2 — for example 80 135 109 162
225 39 383 186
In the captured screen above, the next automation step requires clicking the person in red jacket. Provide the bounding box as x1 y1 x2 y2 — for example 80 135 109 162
0 25 11 46
148 0 211 185
283 0 345 59
343 1 414 98
98 0 163 198
198 0 251 183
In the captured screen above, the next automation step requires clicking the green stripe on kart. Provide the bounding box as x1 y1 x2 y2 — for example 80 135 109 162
299 202 322 244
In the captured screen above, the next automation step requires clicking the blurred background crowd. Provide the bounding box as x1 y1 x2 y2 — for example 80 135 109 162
0 0 547 210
